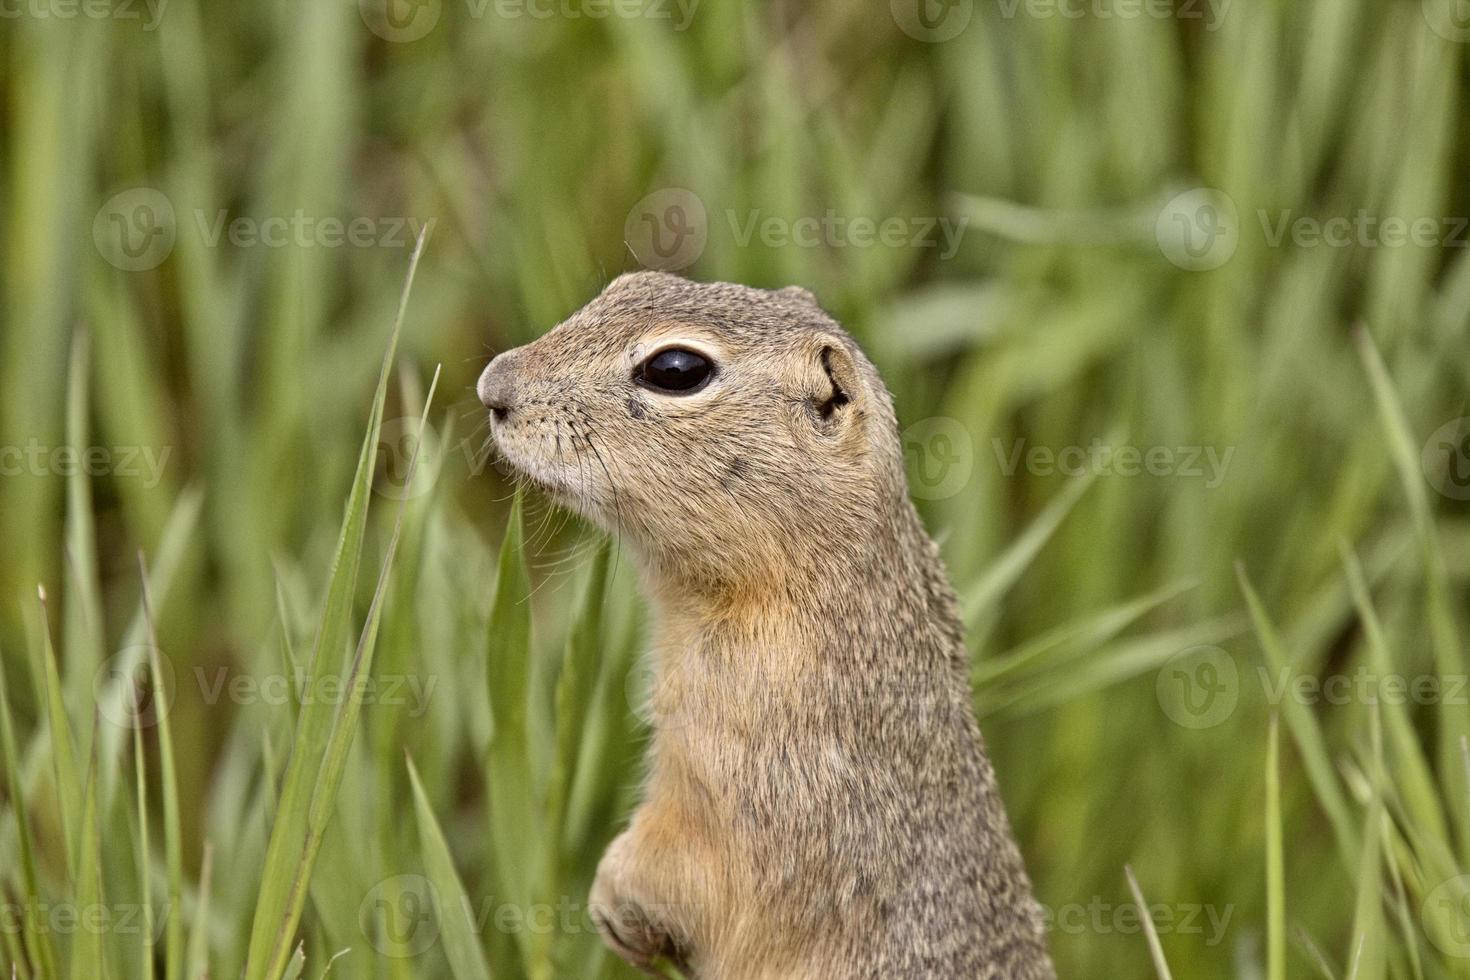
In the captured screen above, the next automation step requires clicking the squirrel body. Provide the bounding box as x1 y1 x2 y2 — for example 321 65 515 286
479 273 1054 979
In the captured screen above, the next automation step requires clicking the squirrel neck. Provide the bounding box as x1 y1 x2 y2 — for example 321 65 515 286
640 495 973 731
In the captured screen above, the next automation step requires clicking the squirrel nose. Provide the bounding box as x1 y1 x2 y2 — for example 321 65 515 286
477 352 519 421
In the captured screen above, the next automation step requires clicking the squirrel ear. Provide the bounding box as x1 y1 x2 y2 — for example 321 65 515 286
809 342 859 429
778 285 818 306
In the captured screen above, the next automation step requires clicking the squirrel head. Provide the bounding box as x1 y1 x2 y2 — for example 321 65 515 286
479 271 908 596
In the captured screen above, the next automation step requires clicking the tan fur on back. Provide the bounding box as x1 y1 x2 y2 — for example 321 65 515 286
479 272 1055 979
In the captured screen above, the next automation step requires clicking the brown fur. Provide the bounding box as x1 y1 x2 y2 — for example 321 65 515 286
478 272 1055 979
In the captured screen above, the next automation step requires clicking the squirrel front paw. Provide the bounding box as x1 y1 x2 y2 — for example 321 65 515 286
590 833 690 976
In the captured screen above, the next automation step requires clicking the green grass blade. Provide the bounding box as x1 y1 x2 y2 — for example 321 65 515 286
1292 926 1340 980
406 752 493 980
1378 816 1423 980
275 364 439 979
280 944 306 980
980 615 1246 719
1237 564 1359 866
317 949 351 979
1354 326 1468 858
3 922 27 980
547 539 612 854
1124 865 1173 980
0 641 58 980
35 589 81 881
973 578 1195 687
133 723 155 980
1345 709 1386 980
61 328 104 730
1340 543 1449 848
68 735 104 980
140 557 186 980
96 486 204 805
188 844 214 980
962 471 1095 635
242 229 428 980
650 957 688 980
1266 712 1284 980
485 494 546 979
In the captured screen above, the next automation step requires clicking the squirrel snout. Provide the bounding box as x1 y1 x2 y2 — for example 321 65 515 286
478 353 519 421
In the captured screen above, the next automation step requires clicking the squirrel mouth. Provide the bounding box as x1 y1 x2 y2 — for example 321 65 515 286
489 435 582 508
488 415 612 523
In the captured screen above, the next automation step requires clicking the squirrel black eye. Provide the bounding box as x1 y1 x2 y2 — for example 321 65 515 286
637 348 714 394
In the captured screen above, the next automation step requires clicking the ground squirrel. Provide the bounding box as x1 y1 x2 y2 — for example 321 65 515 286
478 272 1055 979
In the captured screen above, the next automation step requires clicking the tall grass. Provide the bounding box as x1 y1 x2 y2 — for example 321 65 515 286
1 0 1469 976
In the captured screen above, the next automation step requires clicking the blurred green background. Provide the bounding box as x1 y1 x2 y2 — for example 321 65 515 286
3 0 1470 977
